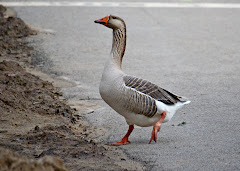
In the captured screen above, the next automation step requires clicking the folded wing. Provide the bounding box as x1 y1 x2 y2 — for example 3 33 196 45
124 75 185 104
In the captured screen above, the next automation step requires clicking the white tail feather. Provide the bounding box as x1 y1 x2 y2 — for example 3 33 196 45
183 100 191 105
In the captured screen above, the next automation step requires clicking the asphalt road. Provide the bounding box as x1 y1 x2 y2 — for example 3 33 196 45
3 1 240 170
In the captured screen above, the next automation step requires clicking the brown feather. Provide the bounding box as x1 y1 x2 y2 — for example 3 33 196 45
124 75 184 105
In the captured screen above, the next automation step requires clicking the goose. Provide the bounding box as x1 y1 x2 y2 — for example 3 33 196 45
94 15 190 145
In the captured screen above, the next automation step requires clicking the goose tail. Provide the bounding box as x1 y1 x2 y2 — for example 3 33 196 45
178 96 191 105
182 100 191 105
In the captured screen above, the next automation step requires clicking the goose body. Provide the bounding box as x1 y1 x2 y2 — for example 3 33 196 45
95 15 190 145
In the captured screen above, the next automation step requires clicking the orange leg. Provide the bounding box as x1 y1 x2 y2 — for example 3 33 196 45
111 125 134 145
149 111 167 144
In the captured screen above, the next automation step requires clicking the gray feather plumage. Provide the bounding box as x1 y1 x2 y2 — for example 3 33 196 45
124 76 185 104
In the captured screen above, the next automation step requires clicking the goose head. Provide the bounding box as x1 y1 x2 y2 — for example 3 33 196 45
94 15 126 30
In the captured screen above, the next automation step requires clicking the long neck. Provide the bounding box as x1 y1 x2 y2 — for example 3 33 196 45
111 27 126 69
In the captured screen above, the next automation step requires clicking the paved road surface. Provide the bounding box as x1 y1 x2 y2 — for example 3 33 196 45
2 1 240 170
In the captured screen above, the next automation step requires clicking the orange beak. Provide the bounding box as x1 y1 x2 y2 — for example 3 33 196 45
94 16 109 25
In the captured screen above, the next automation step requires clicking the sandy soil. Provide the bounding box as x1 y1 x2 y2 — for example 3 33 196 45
0 5 144 171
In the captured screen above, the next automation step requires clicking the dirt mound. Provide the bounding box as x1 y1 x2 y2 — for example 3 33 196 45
0 148 67 171
0 60 75 120
0 4 74 121
1 124 142 171
0 5 36 63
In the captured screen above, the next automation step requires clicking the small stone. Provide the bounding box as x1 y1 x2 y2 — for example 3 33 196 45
83 150 89 154
177 122 187 126
34 125 40 131
16 137 23 141
55 109 60 114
